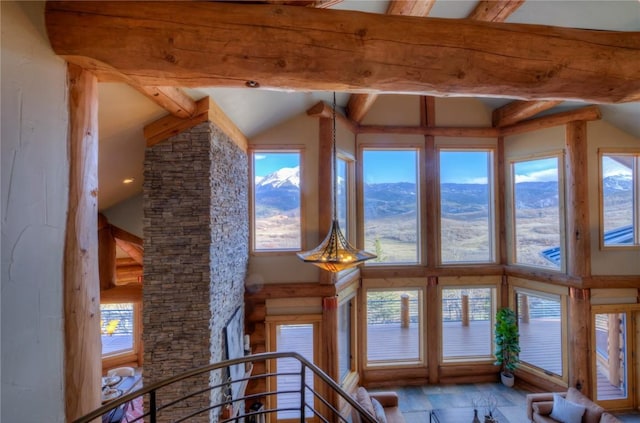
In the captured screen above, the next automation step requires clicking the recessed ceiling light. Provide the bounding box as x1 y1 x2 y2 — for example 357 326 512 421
123 178 135 184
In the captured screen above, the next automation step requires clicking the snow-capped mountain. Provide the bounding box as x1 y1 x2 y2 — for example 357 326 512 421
603 174 632 193
256 166 300 189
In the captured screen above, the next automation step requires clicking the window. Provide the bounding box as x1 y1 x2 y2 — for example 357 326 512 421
441 287 495 361
270 322 318 420
336 156 350 240
439 149 495 263
251 151 301 251
600 152 638 247
101 303 135 357
366 289 422 364
363 149 419 264
516 290 564 377
511 156 563 270
338 297 355 381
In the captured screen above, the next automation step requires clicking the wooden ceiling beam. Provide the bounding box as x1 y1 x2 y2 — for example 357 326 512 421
501 105 601 136
467 1 565 127
346 0 437 123
492 100 563 127
468 0 525 22
45 2 640 103
133 85 197 119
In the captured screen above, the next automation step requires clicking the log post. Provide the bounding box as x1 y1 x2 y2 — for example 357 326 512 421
565 121 591 278
607 314 621 386
64 63 101 421
520 294 530 324
98 213 116 290
401 294 410 328
427 277 439 384
461 294 470 327
568 287 591 394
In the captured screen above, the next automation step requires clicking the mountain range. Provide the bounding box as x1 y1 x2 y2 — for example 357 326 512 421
255 166 632 219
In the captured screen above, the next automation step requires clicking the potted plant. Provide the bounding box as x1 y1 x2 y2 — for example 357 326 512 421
494 307 520 387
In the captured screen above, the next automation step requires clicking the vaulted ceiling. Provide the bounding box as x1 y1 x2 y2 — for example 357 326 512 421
44 1 640 210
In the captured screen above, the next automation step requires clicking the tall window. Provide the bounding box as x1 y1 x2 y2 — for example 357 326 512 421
439 149 495 263
336 156 349 239
272 323 316 420
601 152 638 247
252 151 301 251
363 149 419 264
441 287 495 361
338 298 355 381
516 290 564 377
366 289 422 364
511 156 563 270
101 303 135 357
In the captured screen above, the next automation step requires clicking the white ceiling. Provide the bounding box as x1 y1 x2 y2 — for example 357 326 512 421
97 0 640 211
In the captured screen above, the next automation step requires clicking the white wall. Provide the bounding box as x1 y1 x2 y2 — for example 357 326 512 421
1 2 68 422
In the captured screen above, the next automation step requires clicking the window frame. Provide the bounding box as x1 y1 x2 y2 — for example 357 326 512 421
101 301 141 369
437 146 498 265
336 152 356 245
508 152 566 272
358 144 423 267
598 149 640 250
511 280 569 385
439 282 498 364
362 282 425 369
249 147 306 255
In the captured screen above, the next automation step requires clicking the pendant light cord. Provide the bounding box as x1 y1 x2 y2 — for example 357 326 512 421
332 92 338 222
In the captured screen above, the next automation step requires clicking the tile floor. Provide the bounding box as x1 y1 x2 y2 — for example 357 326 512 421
376 383 640 423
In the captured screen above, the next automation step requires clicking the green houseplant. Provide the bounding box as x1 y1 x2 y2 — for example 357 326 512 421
494 307 520 387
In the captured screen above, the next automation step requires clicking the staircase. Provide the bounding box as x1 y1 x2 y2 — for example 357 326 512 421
74 352 377 423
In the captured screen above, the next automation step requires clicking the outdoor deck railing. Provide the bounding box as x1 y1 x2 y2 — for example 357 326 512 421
367 296 561 326
74 352 377 423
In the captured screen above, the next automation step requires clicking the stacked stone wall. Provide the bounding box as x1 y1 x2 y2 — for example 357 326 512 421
143 122 248 422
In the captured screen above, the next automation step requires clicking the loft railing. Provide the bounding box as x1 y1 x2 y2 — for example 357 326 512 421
74 352 377 423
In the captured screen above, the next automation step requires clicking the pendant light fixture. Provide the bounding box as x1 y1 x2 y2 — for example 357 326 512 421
296 93 376 272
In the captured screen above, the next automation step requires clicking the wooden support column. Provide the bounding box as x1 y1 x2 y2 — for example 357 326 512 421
64 63 101 421
421 97 437 267
565 121 591 278
607 314 621 386
427 277 439 383
461 295 470 327
520 294 530 324
98 213 116 290
401 294 410 328
568 287 591 394
496 137 507 266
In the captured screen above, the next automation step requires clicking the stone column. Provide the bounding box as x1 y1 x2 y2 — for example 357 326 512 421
143 121 248 422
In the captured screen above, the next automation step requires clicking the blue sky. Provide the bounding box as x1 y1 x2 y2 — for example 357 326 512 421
253 151 588 184
254 153 299 178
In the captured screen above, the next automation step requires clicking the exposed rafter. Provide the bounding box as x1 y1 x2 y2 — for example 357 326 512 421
144 96 249 151
346 0 437 122
468 0 525 22
492 100 563 127
133 85 197 119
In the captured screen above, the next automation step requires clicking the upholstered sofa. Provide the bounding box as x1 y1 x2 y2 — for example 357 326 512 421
527 387 621 423
352 387 405 423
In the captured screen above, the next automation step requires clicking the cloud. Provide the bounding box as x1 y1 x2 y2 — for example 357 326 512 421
515 168 558 183
254 154 267 161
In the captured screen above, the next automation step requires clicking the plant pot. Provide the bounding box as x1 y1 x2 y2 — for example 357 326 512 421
501 372 515 387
